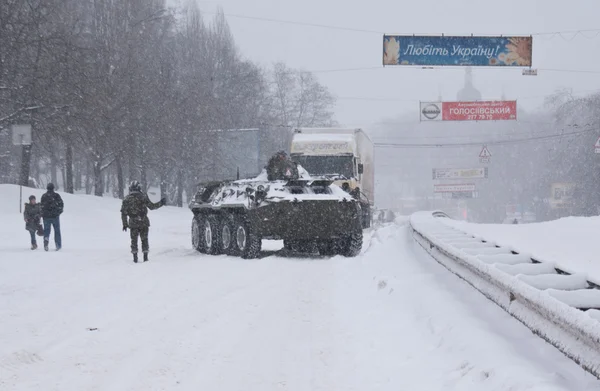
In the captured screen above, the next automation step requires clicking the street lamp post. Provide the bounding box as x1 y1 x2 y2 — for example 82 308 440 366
12 124 32 213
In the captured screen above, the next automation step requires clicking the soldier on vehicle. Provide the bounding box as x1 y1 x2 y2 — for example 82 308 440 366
266 150 299 181
120 181 166 263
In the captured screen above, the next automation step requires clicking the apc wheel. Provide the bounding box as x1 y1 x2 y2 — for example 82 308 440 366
204 215 222 255
338 231 363 257
191 216 205 253
234 219 261 259
220 214 237 255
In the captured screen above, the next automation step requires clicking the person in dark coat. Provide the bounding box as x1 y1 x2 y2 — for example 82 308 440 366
40 183 64 251
266 151 299 181
24 195 42 250
121 181 166 263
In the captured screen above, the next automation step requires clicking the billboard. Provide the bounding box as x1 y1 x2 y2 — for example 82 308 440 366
549 182 576 209
420 101 517 121
433 168 488 180
383 35 532 67
434 183 475 193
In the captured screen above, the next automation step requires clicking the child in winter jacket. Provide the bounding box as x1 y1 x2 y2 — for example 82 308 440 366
24 195 42 250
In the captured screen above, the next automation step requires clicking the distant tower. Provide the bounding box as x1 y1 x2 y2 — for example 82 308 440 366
457 67 482 101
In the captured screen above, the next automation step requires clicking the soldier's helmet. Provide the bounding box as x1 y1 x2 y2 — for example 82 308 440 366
129 180 142 192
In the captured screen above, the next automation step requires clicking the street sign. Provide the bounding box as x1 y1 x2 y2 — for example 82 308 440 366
12 124 32 145
433 167 488 180
594 137 600 154
434 183 476 193
522 68 538 76
479 145 491 163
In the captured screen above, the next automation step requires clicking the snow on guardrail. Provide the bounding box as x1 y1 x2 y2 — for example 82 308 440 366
409 211 600 379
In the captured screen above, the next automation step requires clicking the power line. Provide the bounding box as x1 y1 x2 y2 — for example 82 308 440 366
374 128 594 148
539 68 600 75
300 66 381 74
203 10 600 40
202 11 381 34
292 65 600 78
335 89 600 104
374 127 574 142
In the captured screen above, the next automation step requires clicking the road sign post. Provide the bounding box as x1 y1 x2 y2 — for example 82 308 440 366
12 124 32 213
479 145 491 164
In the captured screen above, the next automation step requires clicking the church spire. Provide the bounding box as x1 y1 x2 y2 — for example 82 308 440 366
457 66 482 101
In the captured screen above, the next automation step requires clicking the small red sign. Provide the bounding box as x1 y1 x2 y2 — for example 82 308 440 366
442 101 517 121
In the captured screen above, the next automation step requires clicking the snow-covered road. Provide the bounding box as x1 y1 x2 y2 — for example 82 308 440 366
1 185 599 390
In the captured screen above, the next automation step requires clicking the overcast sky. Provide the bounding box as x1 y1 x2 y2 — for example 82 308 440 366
186 0 600 127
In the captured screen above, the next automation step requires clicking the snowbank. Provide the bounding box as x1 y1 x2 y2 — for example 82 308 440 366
442 216 600 284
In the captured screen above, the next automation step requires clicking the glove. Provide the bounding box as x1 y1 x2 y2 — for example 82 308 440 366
123 225 128 232
160 198 167 206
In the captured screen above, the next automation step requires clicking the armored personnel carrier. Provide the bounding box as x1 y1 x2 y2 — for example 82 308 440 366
188 164 363 259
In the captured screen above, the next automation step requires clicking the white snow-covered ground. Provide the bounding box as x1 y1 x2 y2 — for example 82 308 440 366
1 184 599 390
441 216 600 284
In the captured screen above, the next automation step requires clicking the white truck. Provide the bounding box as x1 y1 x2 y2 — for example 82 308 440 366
290 128 374 228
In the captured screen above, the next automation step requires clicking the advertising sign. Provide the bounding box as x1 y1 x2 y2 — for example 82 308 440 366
383 35 532 67
441 191 478 199
420 102 442 121
433 168 488 180
11 124 32 145
291 141 352 155
434 183 475 193
420 101 517 121
549 182 576 209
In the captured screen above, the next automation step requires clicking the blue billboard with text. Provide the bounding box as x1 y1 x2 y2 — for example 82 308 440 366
383 35 532 67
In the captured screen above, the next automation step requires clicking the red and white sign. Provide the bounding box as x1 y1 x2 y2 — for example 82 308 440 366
434 183 476 193
595 137 600 154
420 101 517 121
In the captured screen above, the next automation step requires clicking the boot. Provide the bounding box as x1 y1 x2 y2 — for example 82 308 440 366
133 252 138 263
44 240 49 251
31 243 37 250
143 252 148 262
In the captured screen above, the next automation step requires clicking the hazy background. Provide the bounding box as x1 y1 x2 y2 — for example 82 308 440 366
3 0 599 224
184 0 600 126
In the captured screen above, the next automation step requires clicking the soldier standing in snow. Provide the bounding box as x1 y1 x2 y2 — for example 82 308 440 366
120 181 166 263
40 183 64 251
24 195 42 250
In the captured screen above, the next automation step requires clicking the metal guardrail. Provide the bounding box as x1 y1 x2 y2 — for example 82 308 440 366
409 211 600 379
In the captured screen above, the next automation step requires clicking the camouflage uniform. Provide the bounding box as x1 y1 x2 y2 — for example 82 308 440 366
121 191 163 254
266 151 299 181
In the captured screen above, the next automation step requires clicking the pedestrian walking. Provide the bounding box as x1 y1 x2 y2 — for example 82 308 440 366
24 195 42 250
40 183 64 251
120 181 166 263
